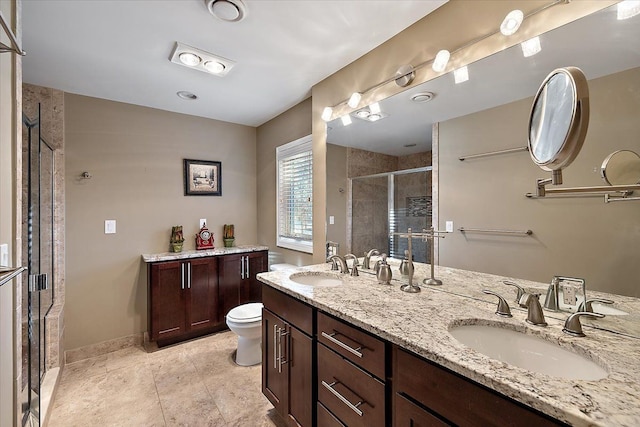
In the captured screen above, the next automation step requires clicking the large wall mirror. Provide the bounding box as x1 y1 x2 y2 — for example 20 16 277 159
326 3 639 336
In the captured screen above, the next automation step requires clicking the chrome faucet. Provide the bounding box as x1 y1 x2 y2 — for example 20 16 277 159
327 255 348 274
503 280 525 304
577 298 614 313
362 249 379 270
563 311 605 337
344 254 359 277
519 293 547 326
483 290 512 318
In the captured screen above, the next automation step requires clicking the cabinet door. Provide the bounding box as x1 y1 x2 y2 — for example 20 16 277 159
288 325 313 427
218 254 242 321
149 261 186 341
262 308 288 416
244 251 268 303
187 257 219 331
394 393 450 427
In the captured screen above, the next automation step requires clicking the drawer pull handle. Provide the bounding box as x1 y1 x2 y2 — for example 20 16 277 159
273 325 278 370
321 380 364 417
321 331 363 358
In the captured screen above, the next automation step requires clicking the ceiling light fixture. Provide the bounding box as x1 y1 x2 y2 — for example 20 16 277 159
341 115 352 126
410 92 434 103
617 0 640 20
170 42 235 77
348 92 362 108
355 109 370 119
205 0 247 22
454 66 469 84
368 114 382 122
432 50 450 72
521 36 542 57
177 91 198 100
321 0 566 121
321 107 333 122
500 10 524 35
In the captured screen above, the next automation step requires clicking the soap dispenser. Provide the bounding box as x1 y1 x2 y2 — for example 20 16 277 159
377 254 392 285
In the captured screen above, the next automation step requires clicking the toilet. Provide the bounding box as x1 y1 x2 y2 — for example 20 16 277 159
226 263 298 366
226 302 264 366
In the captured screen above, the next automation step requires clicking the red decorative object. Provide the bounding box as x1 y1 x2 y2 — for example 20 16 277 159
196 223 214 250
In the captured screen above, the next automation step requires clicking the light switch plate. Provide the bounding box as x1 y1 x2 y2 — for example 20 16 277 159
329 215 335 225
105 220 116 234
0 243 8 266
200 218 207 228
445 221 454 233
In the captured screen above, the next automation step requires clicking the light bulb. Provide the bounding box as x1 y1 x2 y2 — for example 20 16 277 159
355 110 370 118
454 66 469 84
348 92 362 108
341 115 352 126
500 10 524 36
204 61 225 74
368 114 382 122
179 52 201 67
618 0 640 20
521 36 541 58
432 50 450 72
321 107 333 122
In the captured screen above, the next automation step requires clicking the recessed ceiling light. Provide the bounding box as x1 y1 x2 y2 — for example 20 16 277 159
410 92 435 103
179 52 201 67
177 91 198 100
204 61 226 74
355 109 370 118
170 42 235 77
205 0 247 22
368 113 383 122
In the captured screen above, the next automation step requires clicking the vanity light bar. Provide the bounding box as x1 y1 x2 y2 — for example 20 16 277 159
320 0 566 122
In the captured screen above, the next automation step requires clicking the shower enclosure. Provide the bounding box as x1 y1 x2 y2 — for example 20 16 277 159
21 104 55 427
350 167 432 262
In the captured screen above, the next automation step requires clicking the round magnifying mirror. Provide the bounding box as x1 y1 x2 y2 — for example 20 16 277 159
528 67 590 172
600 150 640 185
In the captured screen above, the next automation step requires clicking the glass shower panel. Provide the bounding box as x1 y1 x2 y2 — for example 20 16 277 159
351 176 389 258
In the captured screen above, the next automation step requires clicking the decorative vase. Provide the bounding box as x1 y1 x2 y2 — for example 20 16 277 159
171 242 184 253
223 238 235 248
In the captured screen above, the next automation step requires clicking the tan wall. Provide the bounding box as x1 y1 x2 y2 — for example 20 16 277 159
256 97 313 267
326 144 347 255
439 68 640 297
65 94 257 350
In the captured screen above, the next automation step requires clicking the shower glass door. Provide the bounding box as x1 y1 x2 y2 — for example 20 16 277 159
22 104 55 427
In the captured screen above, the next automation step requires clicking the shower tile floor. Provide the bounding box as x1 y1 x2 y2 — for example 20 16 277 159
48 331 286 426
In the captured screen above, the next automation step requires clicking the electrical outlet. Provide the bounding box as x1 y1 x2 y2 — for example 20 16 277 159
562 284 577 305
105 220 117 234
200 218 207 228
0 243 8 266
329 215 335 225
445 221 454 233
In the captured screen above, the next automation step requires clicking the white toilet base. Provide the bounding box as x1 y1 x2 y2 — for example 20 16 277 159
235 335 262 366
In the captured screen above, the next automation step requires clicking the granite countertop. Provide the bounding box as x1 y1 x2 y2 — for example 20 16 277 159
141 245 269 263
257 261 640 427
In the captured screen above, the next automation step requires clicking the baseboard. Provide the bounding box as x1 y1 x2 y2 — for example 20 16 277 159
64 333 144 364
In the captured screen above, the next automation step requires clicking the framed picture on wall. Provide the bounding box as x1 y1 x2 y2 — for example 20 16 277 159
184 159 222 196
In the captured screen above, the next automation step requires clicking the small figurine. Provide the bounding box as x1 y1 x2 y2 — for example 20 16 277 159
170 226 184 252
196 223 214 250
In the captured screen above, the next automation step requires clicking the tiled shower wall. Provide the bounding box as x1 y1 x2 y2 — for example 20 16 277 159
22 84 65 371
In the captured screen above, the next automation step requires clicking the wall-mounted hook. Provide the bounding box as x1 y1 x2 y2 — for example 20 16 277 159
81 172 92 179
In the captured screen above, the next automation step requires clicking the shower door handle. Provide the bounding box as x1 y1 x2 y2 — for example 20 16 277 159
28 273 48 292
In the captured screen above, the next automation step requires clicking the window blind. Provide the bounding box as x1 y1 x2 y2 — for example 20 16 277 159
276 135 313 253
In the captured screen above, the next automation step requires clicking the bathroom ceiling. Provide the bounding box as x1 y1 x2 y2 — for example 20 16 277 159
21 0 447 127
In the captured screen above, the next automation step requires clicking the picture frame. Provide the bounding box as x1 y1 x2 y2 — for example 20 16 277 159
184 159 222 196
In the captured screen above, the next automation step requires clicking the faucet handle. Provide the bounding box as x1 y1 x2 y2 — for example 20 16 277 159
577 298 615 313
563 311 605 337
519 293 547 326
502 281 525 303
483 290 512 318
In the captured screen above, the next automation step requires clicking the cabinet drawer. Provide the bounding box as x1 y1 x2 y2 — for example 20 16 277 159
317 402 346 427
394 393 449 427
318 343 385 427
317 311 385 379
262 285 313 335
393 347 565 427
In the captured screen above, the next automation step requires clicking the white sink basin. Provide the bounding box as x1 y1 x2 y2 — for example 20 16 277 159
590 302 629 316
289 272 344 287
449 324 608 380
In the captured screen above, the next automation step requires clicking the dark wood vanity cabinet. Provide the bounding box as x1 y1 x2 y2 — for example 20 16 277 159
149 257 219 342
393 346 567 427
262 286 313 427
219 251 267 319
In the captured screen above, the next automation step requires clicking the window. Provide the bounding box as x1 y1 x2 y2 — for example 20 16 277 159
277 135 313 253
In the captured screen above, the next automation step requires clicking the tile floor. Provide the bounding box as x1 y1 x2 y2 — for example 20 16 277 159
48 331 286 426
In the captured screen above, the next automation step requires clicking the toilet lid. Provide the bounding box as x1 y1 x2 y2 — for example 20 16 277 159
227 302 263 323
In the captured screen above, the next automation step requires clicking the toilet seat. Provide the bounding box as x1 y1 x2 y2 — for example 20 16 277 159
227 302 263 324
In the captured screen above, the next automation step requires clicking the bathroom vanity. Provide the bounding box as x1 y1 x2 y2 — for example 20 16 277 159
142 245 268 346
258 262 640 427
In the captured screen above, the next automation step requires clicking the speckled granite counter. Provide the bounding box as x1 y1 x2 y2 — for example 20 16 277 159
141 245 269 263
257 261 640 427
